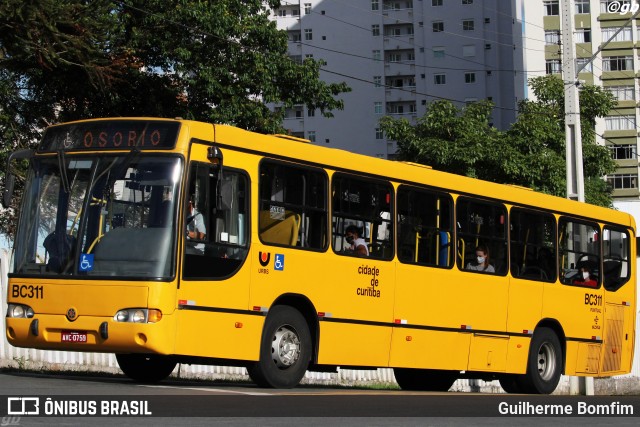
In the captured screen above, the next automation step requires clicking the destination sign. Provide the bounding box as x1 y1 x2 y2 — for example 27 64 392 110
38 120 181 152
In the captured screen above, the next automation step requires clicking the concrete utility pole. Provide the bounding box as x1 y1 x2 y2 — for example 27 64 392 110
561 0 592 396
561 0 585 203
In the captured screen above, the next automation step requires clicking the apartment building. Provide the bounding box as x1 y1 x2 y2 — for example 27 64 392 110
522 0 640 207
271 0 523 159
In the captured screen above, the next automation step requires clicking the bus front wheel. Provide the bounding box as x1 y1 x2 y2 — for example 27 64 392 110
519 327 563 394
393 368 456 391
248 306 311 388
116 354 177 383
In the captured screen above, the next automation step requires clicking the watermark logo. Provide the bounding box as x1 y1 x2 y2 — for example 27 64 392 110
607 1 640 14
6 398 38 416
1 417 20 427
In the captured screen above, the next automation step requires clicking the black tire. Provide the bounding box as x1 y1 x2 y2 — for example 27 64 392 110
518 327 563 394
393 368 456 391
247 306 311 388
115 354 177 383
499 374 523 393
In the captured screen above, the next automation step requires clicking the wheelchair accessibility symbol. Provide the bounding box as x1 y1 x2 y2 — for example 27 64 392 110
274 254 285 271
79 254 94 272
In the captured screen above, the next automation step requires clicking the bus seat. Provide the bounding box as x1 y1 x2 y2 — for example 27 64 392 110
259 211 301 246
521 266 548 281
43 231 76 273
438 231 450 266
603 260 622 287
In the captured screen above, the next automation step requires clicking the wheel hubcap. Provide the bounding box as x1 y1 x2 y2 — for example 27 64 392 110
271 325 300 369
537 342 557 381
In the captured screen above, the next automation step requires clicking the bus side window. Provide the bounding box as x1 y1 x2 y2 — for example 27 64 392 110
602 226 631 291
456 197 507 275
558 218 600 287
183 163 249 279
509 208 556 282
258 160 327 250
397 185 453 267
331 173 393 260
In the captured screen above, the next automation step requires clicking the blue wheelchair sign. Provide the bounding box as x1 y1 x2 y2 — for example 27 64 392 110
79 254 94 272
274 254 285 271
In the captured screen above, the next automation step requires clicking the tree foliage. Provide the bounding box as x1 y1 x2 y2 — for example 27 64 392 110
380 75 617 207
0 0 350 240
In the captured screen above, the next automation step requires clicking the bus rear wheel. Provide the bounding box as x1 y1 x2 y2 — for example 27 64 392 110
393 368 456 391
116 354 177 383
248 306 311 388
518 327 562 394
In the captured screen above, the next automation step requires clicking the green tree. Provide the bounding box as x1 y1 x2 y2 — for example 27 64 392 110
0 0 350 240
380 75 617 206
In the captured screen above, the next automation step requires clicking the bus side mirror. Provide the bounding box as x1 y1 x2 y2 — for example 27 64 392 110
3 148 34 208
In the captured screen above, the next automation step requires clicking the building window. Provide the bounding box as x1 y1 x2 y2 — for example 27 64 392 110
546 59 561 74
372 50 381 60
434 73 446 85
388 52 401 62
372 25 380 36
462 20 475 31
606 85 635 101
462 0 474 4
433 21 444 32
545 30 560 45
603 56 633 71
609 144 637 159
576 58 593 73
289 31 301 42
307 131 316 142
465 72 476 83
605 115 636 130
304 3 311 14
375 102 383 114
575 0 590 13
433 47 445 58
304 29 313 40
544 0 559 16
372 0 379 10
432 0 443 5
308 108 315 117
575 29 591 43
376 128 384 139
374 76 382 87
602 27 632 42
292 9 300 17
607 174 638 189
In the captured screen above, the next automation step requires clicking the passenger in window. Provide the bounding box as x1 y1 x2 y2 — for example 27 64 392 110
345 225 369 256
466 245 495 273
573 266 597 288
186 195 206 240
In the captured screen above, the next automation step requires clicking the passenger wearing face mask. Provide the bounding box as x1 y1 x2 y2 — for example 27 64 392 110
573 266 597 287
344 225 369 256
466 245 495 273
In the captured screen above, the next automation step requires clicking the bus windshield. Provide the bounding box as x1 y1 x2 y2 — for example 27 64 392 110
14 154 182 279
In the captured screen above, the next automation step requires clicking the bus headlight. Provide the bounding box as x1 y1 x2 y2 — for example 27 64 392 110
114 309 162 324
7 304 35 318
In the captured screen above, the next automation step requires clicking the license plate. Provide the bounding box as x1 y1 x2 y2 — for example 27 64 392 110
61 331 87 343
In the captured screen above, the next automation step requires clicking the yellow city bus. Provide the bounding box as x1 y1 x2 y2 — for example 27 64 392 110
3 118 636 394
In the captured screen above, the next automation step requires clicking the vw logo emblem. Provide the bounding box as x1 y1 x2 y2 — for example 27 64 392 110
66 307 78 321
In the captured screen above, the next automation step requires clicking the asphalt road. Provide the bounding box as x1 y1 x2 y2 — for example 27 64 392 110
0 369 638 426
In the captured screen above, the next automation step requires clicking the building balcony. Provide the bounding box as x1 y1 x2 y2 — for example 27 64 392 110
382 9 413 25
